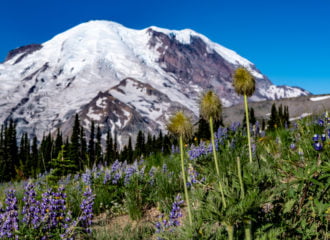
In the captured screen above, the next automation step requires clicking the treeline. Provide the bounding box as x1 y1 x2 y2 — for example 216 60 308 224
241 103 290 131
0 114 173 183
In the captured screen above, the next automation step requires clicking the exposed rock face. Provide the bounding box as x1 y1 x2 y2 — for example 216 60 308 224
0 20 309 146
4 44 43 64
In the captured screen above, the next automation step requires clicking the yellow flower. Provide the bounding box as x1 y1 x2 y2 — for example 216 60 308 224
325 207 330 214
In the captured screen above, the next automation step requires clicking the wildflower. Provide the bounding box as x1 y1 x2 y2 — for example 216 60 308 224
155 194 184 234
290 143 296 150
312 134 319 142
0 190 19 239
318 119 324 126
313 142 323 151
22 183 42 229
230 122 241 132
79 186 95 235
81 169 92 185
321 134 327 142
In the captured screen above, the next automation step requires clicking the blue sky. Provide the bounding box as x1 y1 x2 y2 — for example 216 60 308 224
1 0 329 94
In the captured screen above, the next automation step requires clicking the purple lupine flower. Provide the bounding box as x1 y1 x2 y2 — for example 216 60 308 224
216 126 228 144
318 119 324 126
40 187 67 237
81 169 92 185
171 145 179 154
112 172 121 185
290 143 296 150
188 142 207 160
79 186 95 235
111 159 122 173
312 134 319 142
254 121 260 136
124 165 137 185
260 131 266 138
229 122 241 132
149 167 156 185
22 183 42 229
155 194 184 235
313 142 323 151
328 129 330 138
187 166 201 188
0 190 19 239
103 169 111 185
321 134 327 142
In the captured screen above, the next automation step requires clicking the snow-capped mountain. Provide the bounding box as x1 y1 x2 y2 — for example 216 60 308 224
0 20 309 145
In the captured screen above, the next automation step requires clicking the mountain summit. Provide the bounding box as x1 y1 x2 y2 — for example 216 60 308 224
0 20 309 145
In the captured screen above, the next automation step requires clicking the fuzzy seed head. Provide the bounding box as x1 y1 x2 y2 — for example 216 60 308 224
167 111 193 140
200 90 222 122
233 67 256 97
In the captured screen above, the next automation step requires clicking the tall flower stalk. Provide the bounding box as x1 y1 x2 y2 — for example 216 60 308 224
200 90 226 208
167 111 193 226
233 68 256 163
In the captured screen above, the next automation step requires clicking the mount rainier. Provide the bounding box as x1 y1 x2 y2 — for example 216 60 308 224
0 20 309 145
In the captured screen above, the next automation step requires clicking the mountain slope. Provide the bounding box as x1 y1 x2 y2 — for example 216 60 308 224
0 20 310 145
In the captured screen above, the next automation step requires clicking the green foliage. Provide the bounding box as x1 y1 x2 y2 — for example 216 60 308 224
48 145 76 183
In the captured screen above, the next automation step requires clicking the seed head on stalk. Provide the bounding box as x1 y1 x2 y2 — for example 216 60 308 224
200 90 222 123
233 67 256 97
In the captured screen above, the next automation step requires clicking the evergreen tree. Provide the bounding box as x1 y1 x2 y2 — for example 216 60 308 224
146 133 153 155
19 133 30 178
278 104 284 127
48 145 76 182
95 125 103 165
242 107 256 127
88 121 95 167
268 103 278 130
39 133 53 172
261 119 266 131
113 131 119 160
157 130 164 151
105 130 114 164
80 126 87 167
53 129 63 162
162 134 172 155
250 107 256 125
70 114 81 171
127 136 133 163
152 135 157 153
0 125 6 182
4 120 18 180
196 116 210 141
31 136 39 177
134 130 145 158
120 145 128 162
